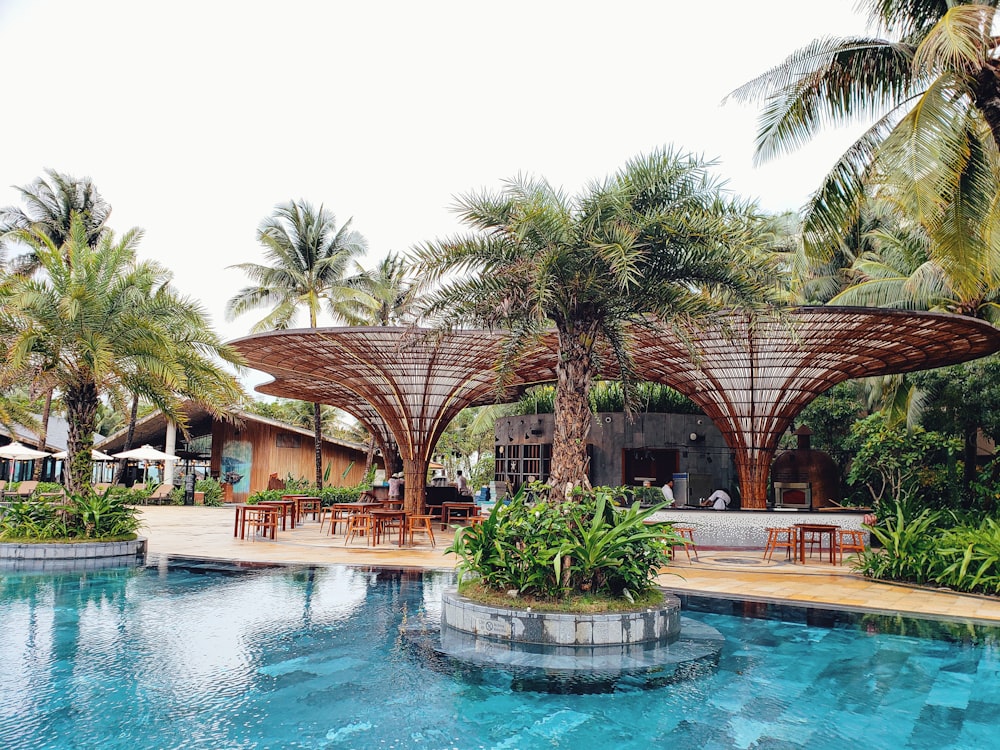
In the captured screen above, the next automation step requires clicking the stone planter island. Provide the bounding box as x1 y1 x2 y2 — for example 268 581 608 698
402 587 724 691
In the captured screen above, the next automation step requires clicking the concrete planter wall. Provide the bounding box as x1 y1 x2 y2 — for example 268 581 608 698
0 537 147 571
441 588 681 647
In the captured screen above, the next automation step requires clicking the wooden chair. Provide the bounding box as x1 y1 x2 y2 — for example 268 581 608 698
837 529 866 563
671 526 698 561
297 497 321 523
243 506 278 540
406 514 437 548
344 512 374 546
763 527 796 562
323 503 355 535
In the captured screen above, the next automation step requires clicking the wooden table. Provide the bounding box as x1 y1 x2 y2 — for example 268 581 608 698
793 523 839 564
371 509 407 547
441 502 478 530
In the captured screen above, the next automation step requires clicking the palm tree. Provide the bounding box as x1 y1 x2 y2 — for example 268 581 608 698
226 200 368 488
1 217 244 492
413 148 777 498
349 251 423 326
1 171 114 474
0 169 111 270
730 1 1000 310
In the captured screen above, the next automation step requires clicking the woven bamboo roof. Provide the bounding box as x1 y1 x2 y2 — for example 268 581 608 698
231 308 1000 509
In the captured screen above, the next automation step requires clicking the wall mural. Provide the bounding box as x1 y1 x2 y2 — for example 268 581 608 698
222 440 252 494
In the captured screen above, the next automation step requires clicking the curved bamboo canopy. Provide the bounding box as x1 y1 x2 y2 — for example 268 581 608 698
231 308 1000 511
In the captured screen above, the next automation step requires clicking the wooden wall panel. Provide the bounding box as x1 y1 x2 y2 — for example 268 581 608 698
211 420 370 503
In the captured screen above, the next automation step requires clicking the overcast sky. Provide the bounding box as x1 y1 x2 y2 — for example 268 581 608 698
1 1 871 387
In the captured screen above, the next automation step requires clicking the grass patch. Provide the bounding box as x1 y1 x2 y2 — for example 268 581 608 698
457 579 665 613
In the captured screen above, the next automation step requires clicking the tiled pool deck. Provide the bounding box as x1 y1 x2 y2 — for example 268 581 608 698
138 506 1000 624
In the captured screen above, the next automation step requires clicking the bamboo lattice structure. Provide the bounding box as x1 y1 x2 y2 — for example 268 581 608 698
231 308 1000 511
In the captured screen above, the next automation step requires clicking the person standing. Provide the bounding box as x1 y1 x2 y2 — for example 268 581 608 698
456 470 471 497
388 472 402 504
661 479 675 506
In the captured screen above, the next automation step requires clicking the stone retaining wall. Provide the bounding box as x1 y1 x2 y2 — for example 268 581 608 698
441 589 681 647
0 537 147 571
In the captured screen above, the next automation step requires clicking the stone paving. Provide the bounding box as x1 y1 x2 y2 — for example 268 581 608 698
138 505 1000 624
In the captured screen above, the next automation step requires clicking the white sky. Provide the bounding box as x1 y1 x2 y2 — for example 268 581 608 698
0 1 871 388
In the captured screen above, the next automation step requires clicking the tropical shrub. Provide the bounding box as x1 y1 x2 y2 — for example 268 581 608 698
195 478 223 506
846 414 962 519
319 485 364 505
854 498 1000 595
447 486 678 600
0 491 141 541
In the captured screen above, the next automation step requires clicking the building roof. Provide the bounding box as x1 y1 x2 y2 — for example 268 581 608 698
96 401 369 455
0 415 102 452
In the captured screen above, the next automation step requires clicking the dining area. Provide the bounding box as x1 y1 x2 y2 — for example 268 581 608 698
231 493 474 550
763 522 867 565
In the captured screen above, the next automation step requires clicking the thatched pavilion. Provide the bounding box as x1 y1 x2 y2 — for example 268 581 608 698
231 307 1000 512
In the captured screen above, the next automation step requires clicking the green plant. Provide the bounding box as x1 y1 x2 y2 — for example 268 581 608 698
0 490 140 541
854 497 941 583
195 478 223 506
447 486 678 600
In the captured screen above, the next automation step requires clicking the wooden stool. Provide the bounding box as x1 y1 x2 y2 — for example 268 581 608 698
763 527 796 561
672 526 697 561
344 513 373 546
837 528 866 563
406 514 436 548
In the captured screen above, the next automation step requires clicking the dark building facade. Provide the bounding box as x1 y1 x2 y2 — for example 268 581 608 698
494 412 736 505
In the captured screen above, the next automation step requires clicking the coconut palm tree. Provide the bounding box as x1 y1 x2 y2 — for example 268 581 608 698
412 148 777 498
730 1 1000 310
348 251 423 326
1 217 244 492
226 200 368 488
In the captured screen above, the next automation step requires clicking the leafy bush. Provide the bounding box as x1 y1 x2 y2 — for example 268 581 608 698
447 486 678 600
0 491 141 541
319 485 364 505
854 498 1000 595
246 489 286 505
195 478 223 506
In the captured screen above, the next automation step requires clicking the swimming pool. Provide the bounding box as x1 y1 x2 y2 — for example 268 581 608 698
1 558 997 749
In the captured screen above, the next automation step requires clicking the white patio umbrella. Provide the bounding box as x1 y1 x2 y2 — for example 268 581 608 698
0 441 51 481
112 445 179 462
112 444 179 485
51 448 116 461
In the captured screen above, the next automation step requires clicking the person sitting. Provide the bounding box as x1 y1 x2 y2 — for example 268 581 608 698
701 489 731 510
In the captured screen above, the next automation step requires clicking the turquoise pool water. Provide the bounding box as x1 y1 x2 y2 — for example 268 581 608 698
1 558 998 749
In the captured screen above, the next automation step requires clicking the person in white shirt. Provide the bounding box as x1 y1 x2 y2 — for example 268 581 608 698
661 479 675 506
701 489 731 510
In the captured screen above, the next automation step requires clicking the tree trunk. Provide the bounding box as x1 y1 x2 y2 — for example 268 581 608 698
313 401 323 489
65 380 99 494
114 395 140 485
547 322 597 500
963 426 978 491
32 388 53 481
975 60 1000 148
